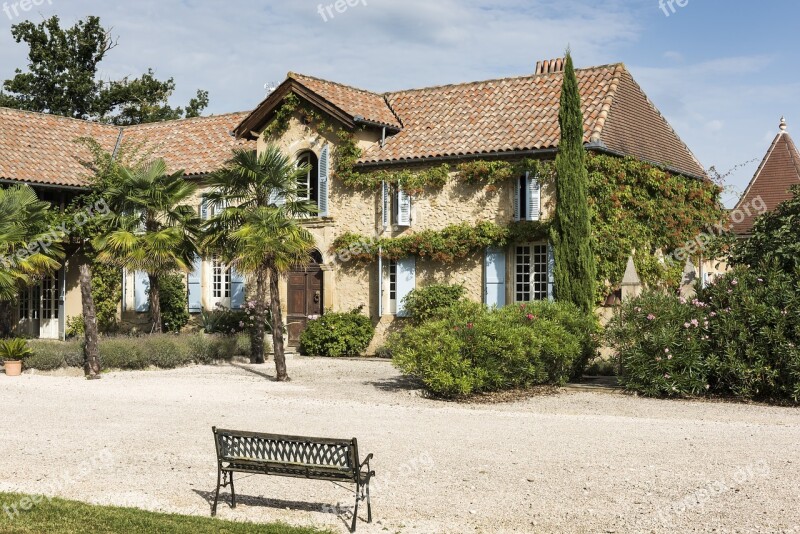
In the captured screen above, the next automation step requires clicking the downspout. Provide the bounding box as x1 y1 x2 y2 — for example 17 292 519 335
378 247 383 317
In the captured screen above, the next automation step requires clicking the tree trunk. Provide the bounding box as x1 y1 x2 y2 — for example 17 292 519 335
250 269 267 364
269 267 289 381
0 300 13 338
79 263 101 379
148 274 162 334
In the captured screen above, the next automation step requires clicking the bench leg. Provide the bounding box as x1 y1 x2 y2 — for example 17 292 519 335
366 479 372 523
230 472 236 509
212 468 222 516
350 482 360 533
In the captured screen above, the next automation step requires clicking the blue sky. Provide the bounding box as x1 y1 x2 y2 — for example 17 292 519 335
1 0 797 206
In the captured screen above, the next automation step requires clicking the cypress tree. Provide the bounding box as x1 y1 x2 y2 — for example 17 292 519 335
550 51 596 313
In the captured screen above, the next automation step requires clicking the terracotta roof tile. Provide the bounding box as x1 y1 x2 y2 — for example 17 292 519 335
732 129 800 236
353 63 704 178
0 107 119 187
288 72 401 129
0 108 254 187
122 112 255 176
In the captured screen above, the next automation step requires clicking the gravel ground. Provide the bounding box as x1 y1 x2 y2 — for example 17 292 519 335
1 356 799 534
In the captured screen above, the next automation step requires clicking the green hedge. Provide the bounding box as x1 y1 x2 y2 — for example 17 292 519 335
299 308 375 357
23 334 248 371
389 301 599 398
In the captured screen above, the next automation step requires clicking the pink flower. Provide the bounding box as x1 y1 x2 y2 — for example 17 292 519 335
664 374 671 379
238 321 245 328
709 312 717 318
664 348 670 353
679 297 687 304
526 314 534 320
691 319 699 327
731 279 739 286
668 355 673 360
647 314 656 321
684 322 691 328
467 323 474 329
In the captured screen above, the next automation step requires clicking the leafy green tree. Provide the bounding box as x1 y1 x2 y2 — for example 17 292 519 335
730 185 800 273
550 51 597 313
203 147 317 381
94 159 201 333
0 185 64 336
0 15 208 123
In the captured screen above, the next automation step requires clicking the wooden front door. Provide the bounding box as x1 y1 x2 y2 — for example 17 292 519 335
287 266 323 345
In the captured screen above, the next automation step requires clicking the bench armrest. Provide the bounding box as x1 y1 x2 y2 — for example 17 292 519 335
359 453 373 469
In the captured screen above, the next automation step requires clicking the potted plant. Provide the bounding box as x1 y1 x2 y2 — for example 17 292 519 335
0 338 33 377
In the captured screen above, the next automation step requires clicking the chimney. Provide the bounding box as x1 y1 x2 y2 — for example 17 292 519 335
535 58 565 75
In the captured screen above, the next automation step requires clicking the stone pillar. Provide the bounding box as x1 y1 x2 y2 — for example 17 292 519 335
620 256 642 301
680 258 698 299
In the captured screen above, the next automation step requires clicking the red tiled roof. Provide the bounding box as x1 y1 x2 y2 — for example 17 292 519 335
239 64 705 178
288 73 401 129
0 107 120 187
732 128 800 236
0 108 255 187
122 112 254 176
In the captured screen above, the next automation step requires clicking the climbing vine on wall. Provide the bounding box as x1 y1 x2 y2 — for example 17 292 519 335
264 95 724 299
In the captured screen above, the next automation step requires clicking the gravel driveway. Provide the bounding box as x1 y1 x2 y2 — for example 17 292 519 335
1 356 799 533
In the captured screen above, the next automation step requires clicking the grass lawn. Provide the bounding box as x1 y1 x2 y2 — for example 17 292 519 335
0 492 331 534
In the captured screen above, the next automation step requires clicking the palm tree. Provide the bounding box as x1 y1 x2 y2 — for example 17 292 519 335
0 185 63 336
94 159 200 333
203 146 317 381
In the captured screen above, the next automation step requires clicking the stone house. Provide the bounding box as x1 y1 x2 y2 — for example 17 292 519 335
0 59 706 346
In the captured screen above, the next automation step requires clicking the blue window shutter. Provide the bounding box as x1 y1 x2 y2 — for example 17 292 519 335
528 176 541 221
230 268 245 309
188 257 202 313
397 189 411 227
547 244 555 301
134 271 150 312
382 181 390 228
484 247 506 308
396 257 416 317
318 144 330 217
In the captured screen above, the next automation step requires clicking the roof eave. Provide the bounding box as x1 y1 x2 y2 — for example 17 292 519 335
233 79 359 140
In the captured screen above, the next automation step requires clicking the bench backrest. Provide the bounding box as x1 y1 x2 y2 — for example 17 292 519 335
213 427 358 471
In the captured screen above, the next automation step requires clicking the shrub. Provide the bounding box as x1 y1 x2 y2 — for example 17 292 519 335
699 265 800 402
157 274 190 333
608 265 800 403
186 334 238 364
65 316 86 338
143 335 191 369
26 340 84 371
390 301 594 398
300 307 375 357
607 291 710 397
401 284 466 324
99 338 148 370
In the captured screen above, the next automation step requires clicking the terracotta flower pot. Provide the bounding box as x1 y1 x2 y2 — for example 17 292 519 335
3 360 22 377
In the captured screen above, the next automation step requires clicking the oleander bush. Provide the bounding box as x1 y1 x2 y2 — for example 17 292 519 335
401 284 466 325
299 307 375 357
390 301 598 398
607 264 800 403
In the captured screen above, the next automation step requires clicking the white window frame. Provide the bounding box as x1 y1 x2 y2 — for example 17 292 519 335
297 152 314 202
515 243 549 302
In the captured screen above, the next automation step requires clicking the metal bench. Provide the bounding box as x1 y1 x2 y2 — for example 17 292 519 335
211 427 375 532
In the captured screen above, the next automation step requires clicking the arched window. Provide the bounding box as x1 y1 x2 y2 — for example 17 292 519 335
296 151 319 204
